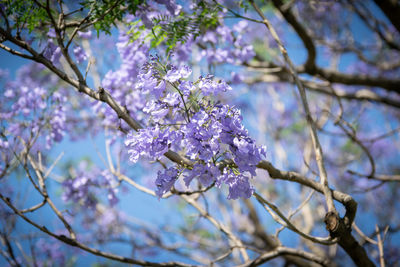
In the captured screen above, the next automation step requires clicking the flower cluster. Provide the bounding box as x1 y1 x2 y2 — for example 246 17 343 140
1 79 67 152
197 20 255 65
43 29 62 64
62 162 119 208
35 238 66 267
93 26 150 128
125 61 265 199
73 45 88 64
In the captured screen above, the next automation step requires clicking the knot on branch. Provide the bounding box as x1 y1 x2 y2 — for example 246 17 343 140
78 83 85 93
97 87 106 101
324 211 339 234
324 211 352 239
59 234 78 247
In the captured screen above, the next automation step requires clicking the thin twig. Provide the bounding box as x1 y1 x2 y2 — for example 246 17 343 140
249 0 336 214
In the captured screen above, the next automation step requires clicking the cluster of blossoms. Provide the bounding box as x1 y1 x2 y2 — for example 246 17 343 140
44 28 89 65
198 20 255 65
35 238 66 267
62 162 119 208
93 23 150 129
80 208 126 243
0 69 67 153
137 0 255 66
95 0 187 128
95 2 256 131
125 59 265 199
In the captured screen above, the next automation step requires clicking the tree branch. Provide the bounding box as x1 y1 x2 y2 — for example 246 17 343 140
0 194 195 267
373 0 400 34
249 0 335 215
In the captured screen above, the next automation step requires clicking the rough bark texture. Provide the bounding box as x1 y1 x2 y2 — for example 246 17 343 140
324 212 375 267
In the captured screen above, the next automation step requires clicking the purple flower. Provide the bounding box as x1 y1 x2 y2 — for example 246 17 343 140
155 167 178 198
231 136 266 176
163 92 180 106
217 170 254 200
124 59 266 200
73 45 88 63
181 109 222 161
184 163 219 187
47 28 56 38
125 126 181 163
35 238 65 267
198 75 232 96
143 100 169 122
233 20 248 33
154 0 182 16
0 139 9 149
62 164 120 208
231 72 243 84
4 89 14 98
165 65 192 83
43 40 61 64
77 31 92 39
202 31 218 44
102 170 119 206
136 68 164 97
165 66 181 83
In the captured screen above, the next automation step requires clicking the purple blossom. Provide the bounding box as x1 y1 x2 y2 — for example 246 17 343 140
98 29 150 128
196 20 256 65
231 72 243 84
233 20 248 33
233 44 255 62
73 45 88 63
143 100 169 122
217 170 254 200
174 40 193 61
102 170 119 206
125 60 265 199
77 30 92 39
47 28 56 38
178 80 195 96
35 239 65 267
163 92 180 106
183 163 219 187
231 136 266 176
155 167 179 198
4 89 14 98
62 173 96 208
43 40 61 64
202 31 218 44
125 126 181 163
136 68 163 96
0 139 9 149
165 65 192 83
198 75 232 96
62 163 120 208
181 109 222 161
154 0 182 16
165 66 182 83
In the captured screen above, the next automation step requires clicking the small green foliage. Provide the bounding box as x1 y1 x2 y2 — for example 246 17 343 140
342 139 362 156
128 1 221 54
238 0 250 12
198 229 214 239
1 0 49 33
253 38 274 61
81 0 145 36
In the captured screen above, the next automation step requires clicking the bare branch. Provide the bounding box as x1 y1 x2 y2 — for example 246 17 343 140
0 194 196 267
249 0 336 215
238 246 331 267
